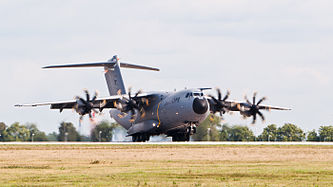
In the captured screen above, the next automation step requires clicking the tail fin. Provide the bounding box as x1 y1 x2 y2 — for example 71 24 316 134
43 55 159 96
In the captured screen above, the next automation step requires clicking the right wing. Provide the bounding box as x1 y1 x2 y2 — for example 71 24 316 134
15 93 156 111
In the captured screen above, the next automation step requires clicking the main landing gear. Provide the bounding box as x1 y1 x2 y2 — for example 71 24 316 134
132 134 150 142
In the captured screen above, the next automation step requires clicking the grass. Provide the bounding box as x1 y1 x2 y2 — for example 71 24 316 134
0 144 332 186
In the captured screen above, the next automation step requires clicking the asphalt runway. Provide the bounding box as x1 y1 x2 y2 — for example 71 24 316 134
0 142 332 145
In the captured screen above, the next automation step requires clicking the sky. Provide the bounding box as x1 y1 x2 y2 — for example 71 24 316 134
1 0 332 136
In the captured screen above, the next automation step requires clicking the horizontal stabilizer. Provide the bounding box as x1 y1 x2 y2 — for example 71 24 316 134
120 62 159 71
43 61 159 71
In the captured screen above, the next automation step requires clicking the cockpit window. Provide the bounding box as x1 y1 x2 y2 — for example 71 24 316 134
186 92 203 98
193 92 204 97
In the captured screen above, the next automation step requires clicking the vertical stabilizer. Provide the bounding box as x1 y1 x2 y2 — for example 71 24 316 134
104 56 126 96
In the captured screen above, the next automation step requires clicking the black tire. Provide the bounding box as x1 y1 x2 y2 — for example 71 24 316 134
172 133 190 142
132 134 150 142
132 135 137 142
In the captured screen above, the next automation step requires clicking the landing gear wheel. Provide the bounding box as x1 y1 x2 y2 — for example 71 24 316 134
132 134 150 142
172 133 190 142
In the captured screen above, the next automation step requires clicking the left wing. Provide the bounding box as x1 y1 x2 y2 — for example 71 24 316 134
223 100 291 112
206 90 291 124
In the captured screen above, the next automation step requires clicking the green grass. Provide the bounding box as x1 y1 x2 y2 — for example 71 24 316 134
0 145 332 186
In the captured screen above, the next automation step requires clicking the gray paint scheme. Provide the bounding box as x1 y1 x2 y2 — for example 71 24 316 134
16 55 290 141
110 89 209 136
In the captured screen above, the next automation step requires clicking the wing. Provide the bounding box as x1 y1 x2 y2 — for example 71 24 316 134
15 93 156 111
224 100 291 111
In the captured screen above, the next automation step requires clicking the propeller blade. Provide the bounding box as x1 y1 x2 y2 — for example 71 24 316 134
135 90 142 97
257 97 266 105
258 111 265 122
128 87 132 100
79 97 89 105
208 95 218 104
92 91 98 102
84 89 90 101
222 90 230 101
244 95 252 105
253 92 257 105
217 88 222 101
252 114 257 124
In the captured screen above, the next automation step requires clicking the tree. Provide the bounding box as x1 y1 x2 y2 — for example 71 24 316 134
192 115 221 141
228 125 255 141
218 124 255 141
25 123 47 141
258 124 278 141
46 132 58 141
318 126 333 142
91 121 115 142
307 129 319 142
277 123 305 141
6 122 30 141
220 124 231 141
0 122 7 141
57 122 81 141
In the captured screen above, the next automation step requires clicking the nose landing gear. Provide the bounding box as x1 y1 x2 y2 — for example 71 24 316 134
132 134 150 142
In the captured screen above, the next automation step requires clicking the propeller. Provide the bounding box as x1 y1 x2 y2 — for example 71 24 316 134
115 88 148 122
243 92 267 124
74 90 99 121
208 88 230 117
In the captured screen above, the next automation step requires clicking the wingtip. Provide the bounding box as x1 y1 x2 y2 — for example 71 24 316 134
42 65 53 69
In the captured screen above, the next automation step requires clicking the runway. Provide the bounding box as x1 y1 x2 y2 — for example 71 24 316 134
0 141 333 145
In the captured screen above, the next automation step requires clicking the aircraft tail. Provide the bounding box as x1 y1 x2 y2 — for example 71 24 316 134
43 55 159 96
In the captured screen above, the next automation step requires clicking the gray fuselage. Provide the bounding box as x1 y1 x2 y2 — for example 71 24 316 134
110 89 210 136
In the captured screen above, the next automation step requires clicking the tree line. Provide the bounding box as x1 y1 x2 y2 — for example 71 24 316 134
0 121 118 142
0 116 332 142
192 115 333 142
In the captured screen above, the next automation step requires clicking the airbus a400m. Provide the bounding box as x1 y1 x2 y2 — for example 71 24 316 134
16 55 290 142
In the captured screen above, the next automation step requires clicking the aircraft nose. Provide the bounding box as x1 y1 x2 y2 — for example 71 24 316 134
193 98 208 114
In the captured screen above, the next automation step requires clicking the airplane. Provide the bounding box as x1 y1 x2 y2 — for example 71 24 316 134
15 55 291 142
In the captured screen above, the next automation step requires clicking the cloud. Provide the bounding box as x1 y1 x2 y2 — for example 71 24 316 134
284 66 331 86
